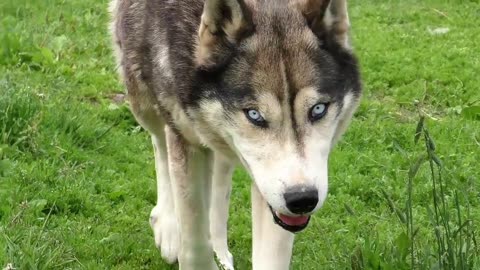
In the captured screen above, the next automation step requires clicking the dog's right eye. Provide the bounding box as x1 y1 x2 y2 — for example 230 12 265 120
309 103 329 122
244 109 268 128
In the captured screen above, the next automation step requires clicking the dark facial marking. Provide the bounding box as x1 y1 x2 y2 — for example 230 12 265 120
285 66 301 144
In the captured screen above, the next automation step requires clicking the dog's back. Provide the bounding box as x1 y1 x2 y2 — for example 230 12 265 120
110 0 204 105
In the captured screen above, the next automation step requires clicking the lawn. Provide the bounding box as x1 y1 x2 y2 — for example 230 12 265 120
1 0 479 269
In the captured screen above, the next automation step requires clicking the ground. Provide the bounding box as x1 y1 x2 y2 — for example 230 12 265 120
0 0 479 269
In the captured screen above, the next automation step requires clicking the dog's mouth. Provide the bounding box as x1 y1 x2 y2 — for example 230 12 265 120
269 206 311 233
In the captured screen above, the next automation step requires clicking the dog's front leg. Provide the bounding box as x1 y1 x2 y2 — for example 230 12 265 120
166 126 218 270
251 183 294 270
210 154 235 270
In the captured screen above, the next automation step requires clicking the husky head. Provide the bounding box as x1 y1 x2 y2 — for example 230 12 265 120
191 0 361 232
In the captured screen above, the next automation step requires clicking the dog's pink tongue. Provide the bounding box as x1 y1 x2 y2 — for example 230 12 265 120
278 213 309 226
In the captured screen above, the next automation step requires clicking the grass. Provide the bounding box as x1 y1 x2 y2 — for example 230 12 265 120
1 0 479 269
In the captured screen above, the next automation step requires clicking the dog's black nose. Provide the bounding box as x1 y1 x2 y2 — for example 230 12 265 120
284 186 319 214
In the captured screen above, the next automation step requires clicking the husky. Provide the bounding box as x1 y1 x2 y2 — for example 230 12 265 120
110 0 361 269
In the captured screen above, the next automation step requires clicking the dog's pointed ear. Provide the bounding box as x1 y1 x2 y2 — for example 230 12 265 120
196 0 253 70
295 0 351 49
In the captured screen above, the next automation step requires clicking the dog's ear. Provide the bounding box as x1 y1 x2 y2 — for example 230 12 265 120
295 0 351 49
196 0 253 70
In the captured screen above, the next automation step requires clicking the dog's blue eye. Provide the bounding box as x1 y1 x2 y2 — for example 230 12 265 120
309 103 328 122
244 109 267 127
248 109 261 120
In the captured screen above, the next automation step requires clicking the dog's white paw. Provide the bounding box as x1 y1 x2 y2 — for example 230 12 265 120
150 205 180 264
215 249 234 270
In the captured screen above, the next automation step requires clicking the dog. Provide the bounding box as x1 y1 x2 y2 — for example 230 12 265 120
109 0 361 269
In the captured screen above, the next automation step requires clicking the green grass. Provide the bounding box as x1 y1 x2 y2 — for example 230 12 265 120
1 0 479 269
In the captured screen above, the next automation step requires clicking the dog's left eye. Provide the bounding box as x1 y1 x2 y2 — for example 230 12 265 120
244 109 267 127
309 103 328 122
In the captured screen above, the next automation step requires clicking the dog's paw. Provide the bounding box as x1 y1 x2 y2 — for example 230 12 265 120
150 205 180 264
215 249 234 270
180 253 219 270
